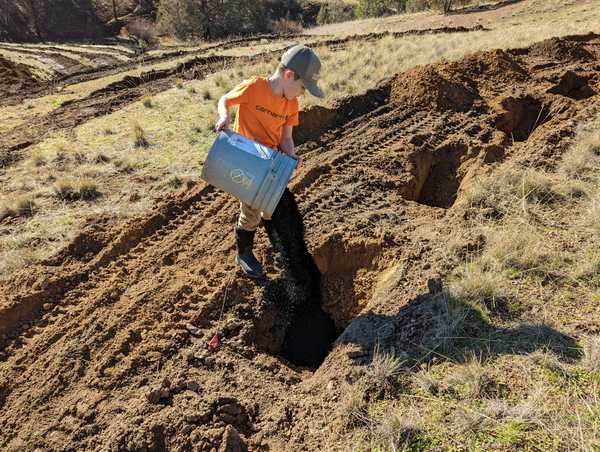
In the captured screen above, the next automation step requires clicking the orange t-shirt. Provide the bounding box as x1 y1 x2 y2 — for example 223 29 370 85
224 77 299 149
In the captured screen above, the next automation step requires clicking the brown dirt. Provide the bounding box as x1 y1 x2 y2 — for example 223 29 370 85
0 33 599 451
0 57 39 96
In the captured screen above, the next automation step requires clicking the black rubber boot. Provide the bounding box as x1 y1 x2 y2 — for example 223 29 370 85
235 227 264 279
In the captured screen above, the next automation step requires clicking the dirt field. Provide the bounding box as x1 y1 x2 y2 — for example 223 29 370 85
1 28 599 450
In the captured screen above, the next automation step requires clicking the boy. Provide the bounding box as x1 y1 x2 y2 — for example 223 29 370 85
215 45 323 279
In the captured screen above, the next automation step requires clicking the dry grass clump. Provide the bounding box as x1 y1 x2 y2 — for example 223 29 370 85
462 167 561 217
428 291 476 354
446 355 492 399
581 335 600 371
1 196 36 220
53 178 100 201
482 224 549 272
131 121 149 148
165 175 183 189
142 96 154 108
78 178 100 200
339 381 369 428
559 127 600 180
448 264 506 311
412 368 439 395
202 87 212 100
15 196 36 216
53 179 76 200
366 345 403 390
30 149 48 167
366 409 421 452
580 196 600 234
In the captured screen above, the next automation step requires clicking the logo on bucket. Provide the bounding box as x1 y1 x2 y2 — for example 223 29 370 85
230 168 254 189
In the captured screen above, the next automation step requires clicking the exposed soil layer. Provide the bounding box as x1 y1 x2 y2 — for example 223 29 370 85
0 57 39 96
0 0 117 43
0 34 599 451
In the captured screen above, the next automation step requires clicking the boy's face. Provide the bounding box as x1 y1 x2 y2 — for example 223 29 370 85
282 69 305 100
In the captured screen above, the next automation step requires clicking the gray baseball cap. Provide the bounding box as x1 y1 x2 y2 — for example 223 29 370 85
281 45 323 98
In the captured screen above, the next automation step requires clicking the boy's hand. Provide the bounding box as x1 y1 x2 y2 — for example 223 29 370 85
290 153 302 171
214 115 230 133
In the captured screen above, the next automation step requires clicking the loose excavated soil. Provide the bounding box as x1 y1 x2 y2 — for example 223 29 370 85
1 34 599 451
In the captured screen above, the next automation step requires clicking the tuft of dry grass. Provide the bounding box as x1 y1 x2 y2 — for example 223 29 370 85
463 167 561 217
448 263 507 311
30 149 47 167
446 354 492 398
15 196 36 216
78 178 100 200
53 179 76 200
338 381 369 429
412 368 439 395
131 121 149 148
581 335 600 371
142 96 154 108
366 345 403 390
482 224 549 272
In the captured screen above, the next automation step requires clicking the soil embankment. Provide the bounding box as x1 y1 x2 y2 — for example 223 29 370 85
0 33 598 450
0 0 118 42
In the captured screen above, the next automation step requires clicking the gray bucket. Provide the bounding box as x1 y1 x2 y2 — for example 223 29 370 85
201 131 297 216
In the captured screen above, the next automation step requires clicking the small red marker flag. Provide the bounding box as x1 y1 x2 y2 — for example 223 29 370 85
208 334 220 350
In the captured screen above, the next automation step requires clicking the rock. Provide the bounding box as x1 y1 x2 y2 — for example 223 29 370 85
219 425 247 452
146 387 169 404
186 380 201 393
159 388 170 399
42 303 53 311
146 389 162 404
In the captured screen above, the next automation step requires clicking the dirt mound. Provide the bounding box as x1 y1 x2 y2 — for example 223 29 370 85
526 36 596 62
0 57 38 96
390 65 479 112
0 34 598 451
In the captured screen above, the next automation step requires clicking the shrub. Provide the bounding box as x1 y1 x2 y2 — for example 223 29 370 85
157 0 267 40
317 1 355 25
356 0 403 18
126 18 158 49
406 0 429 12
269 18 303 34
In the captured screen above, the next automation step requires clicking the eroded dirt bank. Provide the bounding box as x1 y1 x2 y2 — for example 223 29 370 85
0 34 599 451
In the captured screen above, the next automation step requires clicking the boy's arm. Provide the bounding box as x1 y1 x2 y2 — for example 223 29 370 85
280 125 301 169
215 95 231 132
